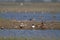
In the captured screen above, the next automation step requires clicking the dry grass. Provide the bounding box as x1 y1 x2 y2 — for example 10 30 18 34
0 2 60 13
0 37 59 40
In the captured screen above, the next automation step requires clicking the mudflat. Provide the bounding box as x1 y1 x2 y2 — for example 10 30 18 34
0 19 60 30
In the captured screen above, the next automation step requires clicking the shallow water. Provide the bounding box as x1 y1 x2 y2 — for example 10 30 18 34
0 12 60 39
0 12 60 22
0 0 60 2
0 29 60 39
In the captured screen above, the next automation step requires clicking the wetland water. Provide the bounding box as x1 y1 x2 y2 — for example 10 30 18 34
0 12 60 40
0 12 60 22
0 29 60 40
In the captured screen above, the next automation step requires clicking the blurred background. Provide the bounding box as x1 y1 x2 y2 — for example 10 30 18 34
0 0 60 40
0 0 60 2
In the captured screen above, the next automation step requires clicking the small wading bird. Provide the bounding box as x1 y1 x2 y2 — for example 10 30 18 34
19 23 27 29
19 23 24 29
0 26 4 30
40 21 48 30
32 24 35 29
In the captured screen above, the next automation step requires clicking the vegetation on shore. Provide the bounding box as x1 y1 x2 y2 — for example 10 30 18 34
0 37 57 40
0 3 60 13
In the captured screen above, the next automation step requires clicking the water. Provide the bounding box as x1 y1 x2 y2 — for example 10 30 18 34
0 29 60 39
0 12 60 22
0 12 60 39
0 0 60 2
